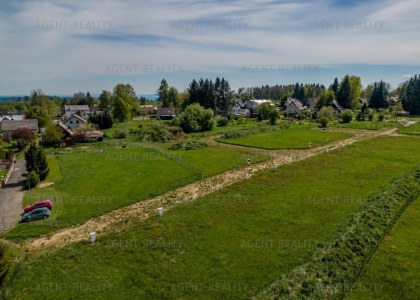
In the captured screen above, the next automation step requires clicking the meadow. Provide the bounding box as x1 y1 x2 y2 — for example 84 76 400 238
398 122 420 135
9 136 420 299
346 196 420 300
334 120 399 130
3 142 268 240
217 125 351 149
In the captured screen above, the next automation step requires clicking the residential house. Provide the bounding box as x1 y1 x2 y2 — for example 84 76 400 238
156 108 176 120
140 105 157 115
64 105 91 119
232 102 250 117
56 120 103 144
63 114 88 130
0 119 39 135
0 114 25 122
285 99 305 115
243 99 271 117
330 100 343 115
306 98 317 109
359 98 368 107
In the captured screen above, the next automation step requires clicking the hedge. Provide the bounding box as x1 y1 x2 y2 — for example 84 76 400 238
257 165 420 299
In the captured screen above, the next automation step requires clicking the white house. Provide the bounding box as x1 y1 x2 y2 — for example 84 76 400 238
0 114 25 122
64 105 91 119
63 114 88 130
285 99 305 115
232 102 250 117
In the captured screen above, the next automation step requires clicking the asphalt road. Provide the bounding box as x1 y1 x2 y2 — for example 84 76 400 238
0 159 26 231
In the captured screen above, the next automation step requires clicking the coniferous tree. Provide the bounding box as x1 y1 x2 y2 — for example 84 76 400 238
369 81 389 109
329 77 339 97
25 142 49 182
337 75 352 108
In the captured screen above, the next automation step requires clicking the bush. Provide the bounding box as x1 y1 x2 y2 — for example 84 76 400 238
367 109 374 121
177 103 214 133
113 129 127 139
169 140 208 150
217 117 229 127
319 117 329 128
340 109 353 123
28 171 39 188
0 241 15 292
356 111 364 121
135 122 182 142
319 106 334 120
378 113 385 121
268 110 280 125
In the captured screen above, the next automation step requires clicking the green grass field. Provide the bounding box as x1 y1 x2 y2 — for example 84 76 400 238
335 120 399 130
346 196 420 300
217 125 351 149
3 143 267 240
398 122 420 135
9 136 420 299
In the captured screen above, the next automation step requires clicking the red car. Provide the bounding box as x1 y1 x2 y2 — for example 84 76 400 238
24 200 53 213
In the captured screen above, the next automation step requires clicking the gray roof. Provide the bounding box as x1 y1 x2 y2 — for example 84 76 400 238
156 108 176 116
1 119 39 131
64 105 90 111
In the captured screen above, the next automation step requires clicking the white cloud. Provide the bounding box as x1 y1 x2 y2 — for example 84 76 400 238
0 0 419 94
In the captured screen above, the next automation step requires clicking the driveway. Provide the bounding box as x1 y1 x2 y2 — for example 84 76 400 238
0 159 26 231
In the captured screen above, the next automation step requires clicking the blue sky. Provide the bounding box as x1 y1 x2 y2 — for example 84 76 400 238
0 0 419 96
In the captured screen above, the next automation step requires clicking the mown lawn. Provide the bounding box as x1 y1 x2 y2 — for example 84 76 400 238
346 196 420 300
335 120 399 130
217 125 351 149
398 122 420 135
3 143 267 240
9 136 420 299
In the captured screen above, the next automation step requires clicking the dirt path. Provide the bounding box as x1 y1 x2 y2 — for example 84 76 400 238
23 128 398 253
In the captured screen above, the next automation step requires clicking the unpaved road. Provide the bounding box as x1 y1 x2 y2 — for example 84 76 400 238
0 159 26 231
24 128 398 253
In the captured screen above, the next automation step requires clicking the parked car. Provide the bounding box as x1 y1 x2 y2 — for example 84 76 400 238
21 207 50 222
24 200 54 213
22 171 28 177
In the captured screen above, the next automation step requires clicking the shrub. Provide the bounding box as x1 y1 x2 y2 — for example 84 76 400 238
217 117 229 127
0 241 15 292
367 109 374 121
319 117 329 128
169 140 208 150
135 122 182 142
319 106 334 120
356 111 364 121
259 166 420 299
113 129 127 139
268 110 280 125
177 103 214 133
28 171 39 188
340 109 353 123
378 113 385 121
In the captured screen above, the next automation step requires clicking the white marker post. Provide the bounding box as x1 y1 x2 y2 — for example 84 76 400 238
157 207 164 216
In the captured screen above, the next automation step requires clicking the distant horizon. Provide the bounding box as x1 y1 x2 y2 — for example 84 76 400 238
1 0 419 95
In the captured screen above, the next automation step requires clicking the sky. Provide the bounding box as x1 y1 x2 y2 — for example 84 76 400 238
0 0 419 96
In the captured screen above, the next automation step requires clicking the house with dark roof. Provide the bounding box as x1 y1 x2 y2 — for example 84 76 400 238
244 99 271 117
156 108 176 120
63 114 88 130
285 99 305 115
0 119 39 135
330 100 343 115
232 102 251 117
64 105 91 119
